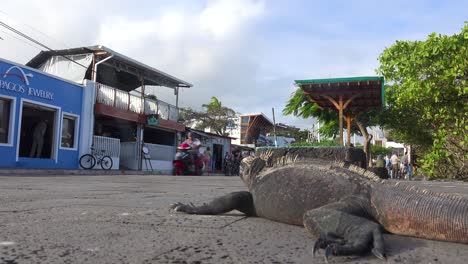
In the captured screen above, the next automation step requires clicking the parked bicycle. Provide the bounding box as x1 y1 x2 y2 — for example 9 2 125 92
79 147 113 170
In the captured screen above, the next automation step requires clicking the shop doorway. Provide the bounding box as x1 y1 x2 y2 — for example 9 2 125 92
213 144 223 171
19 102 56 159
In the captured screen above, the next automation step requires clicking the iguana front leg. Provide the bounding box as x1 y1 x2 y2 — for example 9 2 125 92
303 202 386 262
170 191 256 216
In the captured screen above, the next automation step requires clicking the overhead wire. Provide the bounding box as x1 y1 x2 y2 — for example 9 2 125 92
0 20 93 71
0 9 71 49
0 28 43 51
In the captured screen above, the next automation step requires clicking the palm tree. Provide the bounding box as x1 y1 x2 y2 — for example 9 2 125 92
181 97 237 136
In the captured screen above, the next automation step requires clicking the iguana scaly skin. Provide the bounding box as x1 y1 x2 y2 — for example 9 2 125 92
170 147 468 261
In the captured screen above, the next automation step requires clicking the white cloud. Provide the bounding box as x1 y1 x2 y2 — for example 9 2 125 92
0 0 466 131
199 0 265 39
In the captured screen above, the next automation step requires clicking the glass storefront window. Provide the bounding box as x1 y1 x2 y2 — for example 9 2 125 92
61 116 76 148
0 99 11 144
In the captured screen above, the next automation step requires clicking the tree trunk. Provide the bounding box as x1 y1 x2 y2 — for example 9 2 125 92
355 120 373 168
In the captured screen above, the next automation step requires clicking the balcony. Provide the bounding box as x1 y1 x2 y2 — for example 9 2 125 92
95 82 179 121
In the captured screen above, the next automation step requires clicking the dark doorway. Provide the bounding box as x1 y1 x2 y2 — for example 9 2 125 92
19 103 56 159
144 127 175 146
94 115 137 142
213 144 223 171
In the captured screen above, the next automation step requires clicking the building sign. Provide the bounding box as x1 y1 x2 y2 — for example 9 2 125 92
146 114 159 126
1 65 54 100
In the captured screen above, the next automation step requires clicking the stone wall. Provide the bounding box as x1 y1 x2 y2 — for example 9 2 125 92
255 146 367 169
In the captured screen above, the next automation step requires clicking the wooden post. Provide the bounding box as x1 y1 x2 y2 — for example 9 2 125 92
320 93 362 146
272 108 277 147
141 77 145 114
338 96 344 146
321 94 343 145
345 115 352 146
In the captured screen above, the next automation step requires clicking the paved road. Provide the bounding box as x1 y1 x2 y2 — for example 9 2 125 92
0 175 467 264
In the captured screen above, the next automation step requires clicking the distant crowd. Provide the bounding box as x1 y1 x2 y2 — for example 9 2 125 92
223 149 254 176
375 152 413 180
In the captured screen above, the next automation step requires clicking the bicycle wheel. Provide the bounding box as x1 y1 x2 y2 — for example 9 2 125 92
100 156 113 170
79 154 96 169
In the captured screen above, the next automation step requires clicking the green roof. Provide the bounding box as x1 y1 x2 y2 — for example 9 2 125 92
294 76 383 85
295 76 385 106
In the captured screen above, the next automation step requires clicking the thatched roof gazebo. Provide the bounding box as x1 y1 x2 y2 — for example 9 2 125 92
295 76 384 145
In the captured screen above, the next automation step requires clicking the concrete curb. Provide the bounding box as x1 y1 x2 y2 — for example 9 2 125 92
0 168 227 177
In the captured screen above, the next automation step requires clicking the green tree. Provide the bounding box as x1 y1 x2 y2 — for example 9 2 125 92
275 128 309 142
180 96 238 136
377 23 468 179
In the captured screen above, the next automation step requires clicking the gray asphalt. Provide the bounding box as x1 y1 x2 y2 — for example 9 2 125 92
1 174 467 264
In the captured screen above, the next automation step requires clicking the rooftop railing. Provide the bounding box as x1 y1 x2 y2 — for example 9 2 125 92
96 83 179 121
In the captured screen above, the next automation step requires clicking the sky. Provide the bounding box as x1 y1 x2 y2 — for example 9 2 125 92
0 0 466 129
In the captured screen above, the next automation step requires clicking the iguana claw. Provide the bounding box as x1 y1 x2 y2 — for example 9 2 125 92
372 248 386 260
169 202 188 213
312 241 320 256
312 237 326 256
324 245 334 264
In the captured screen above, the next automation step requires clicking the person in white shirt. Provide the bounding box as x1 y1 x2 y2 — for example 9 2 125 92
30 120 48 158
390 153 399 179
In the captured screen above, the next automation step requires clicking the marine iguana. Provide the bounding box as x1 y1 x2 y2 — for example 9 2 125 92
170 148 468 262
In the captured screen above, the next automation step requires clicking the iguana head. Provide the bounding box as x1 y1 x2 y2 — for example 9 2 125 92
239 149 279 187
239 156 264 187
239 157 250 185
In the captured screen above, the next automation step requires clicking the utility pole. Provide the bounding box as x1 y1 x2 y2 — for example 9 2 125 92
272 108 278 147
317 121 321 142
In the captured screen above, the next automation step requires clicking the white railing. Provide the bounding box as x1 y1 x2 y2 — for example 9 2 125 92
144 143 175 161
145 98 179 121
129 94 142 113
144 99 158 115
89 135 121 170
120 141 139 170
96 83 179 121
96 84 114 106
96 83 142 113
119 141 175 171
93 135 120 157
168 104 179 121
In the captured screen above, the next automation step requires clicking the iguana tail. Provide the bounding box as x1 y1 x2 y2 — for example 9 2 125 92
371 184 468 243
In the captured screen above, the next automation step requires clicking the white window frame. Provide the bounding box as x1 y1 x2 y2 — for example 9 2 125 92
59 112 80 151
0 94 16 147
16 98 60 162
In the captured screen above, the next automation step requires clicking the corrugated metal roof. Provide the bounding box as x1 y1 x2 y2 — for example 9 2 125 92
26 45 192 89
240 112 274 126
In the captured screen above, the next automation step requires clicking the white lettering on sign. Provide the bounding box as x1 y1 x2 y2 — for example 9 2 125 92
1 65 55 101
0 80 26 93
28 87 54 100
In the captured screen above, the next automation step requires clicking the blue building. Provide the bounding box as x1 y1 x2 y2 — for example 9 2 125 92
1 45 195 172
22 45 194 172
0 58 85 169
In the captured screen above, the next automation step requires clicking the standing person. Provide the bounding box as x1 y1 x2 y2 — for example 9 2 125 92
375 155 385 168
203 147 212 172
406 162 413 181
385 155 391 176
30 120 48 158
401 151 409 178
390 152 399 179
223 151 231 175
